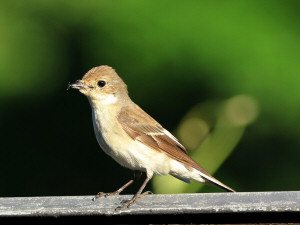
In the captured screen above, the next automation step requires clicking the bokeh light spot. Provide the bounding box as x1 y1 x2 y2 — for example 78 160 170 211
223 95 259 126
178 117 210 150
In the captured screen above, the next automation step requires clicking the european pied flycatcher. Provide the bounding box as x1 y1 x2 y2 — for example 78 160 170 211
69 65 235 208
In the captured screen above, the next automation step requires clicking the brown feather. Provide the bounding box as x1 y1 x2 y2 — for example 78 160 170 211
118 104 235 192
117 104 217 180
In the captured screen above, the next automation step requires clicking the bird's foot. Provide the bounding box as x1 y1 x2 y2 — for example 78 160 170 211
92 191 120 201
115 191 152 210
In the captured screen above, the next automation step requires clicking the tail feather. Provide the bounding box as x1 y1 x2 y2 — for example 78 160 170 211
193 168 235 192
205 179 235 192
171 174 191 184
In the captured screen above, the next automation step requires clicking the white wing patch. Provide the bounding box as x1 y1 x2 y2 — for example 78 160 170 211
163 129 185 149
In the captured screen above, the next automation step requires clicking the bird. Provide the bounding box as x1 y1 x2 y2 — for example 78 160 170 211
69 65 235 208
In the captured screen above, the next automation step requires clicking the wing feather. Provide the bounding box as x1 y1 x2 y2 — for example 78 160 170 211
117 104 235 192
118 105 202 170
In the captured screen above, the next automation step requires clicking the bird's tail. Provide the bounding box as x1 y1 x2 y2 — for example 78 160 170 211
193 168 235 192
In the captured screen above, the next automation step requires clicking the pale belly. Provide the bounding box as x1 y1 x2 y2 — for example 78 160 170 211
96 126 173 174
91 106 203 182
92 109 171 174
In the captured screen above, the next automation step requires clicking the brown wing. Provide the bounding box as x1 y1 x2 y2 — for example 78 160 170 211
118 105 210 175
118 104 235 192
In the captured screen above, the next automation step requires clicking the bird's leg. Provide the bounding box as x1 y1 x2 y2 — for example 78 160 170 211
117 171 153 209
92 170 142 201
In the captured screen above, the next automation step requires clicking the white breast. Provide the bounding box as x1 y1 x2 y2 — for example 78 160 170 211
89 99 198 180
90 101 174 173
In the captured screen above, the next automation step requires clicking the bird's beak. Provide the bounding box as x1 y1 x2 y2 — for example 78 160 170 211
68 80 91 90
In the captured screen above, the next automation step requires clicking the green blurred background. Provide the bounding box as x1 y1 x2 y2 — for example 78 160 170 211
1 0 299 197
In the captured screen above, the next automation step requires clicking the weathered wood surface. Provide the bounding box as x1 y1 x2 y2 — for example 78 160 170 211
0 191 299 218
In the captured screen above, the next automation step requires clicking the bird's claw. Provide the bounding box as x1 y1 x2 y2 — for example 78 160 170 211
92 191 120 201
115 191 153 210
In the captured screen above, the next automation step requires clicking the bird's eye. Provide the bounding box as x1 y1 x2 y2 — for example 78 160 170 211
97 80 106 87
